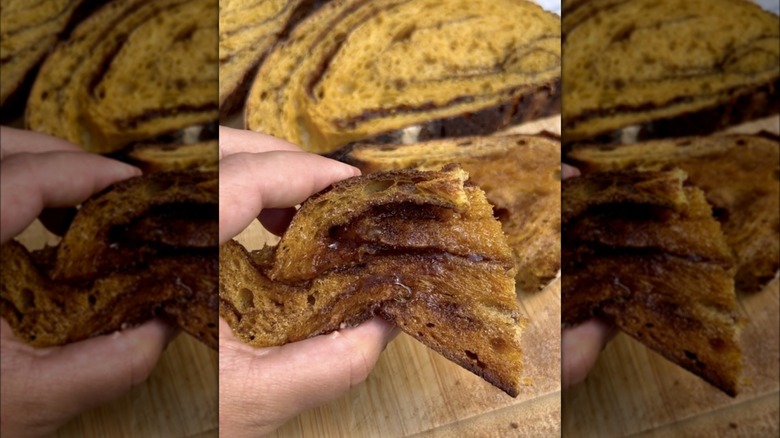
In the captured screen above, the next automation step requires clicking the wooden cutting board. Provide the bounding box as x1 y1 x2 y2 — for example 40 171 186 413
562 278 779 437
12 222 219 438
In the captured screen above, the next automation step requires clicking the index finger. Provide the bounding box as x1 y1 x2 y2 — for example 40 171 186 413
219 126 301 159
0 127 81 159
562 318 615 389
218 150 360 243
1 151 140 243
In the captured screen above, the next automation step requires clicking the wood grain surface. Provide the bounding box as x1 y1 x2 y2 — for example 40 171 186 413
235 221 562 438
562 279 779 437
562 116 780 437
12 222 219 438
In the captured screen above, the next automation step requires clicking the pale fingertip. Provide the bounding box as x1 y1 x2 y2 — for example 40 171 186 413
561 163 581 179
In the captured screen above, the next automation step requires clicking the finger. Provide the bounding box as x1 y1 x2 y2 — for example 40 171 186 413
258 208 297 236
0 127 81 159
37 319 177 414
219 317 396 434
0 151 140 243
219 151 360 243
219 126 301 158
562 318 615 389
562 163 581 180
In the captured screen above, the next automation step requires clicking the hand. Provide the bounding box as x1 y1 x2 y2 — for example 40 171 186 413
218 126 398 437
560 163 616 389
0 127 178 436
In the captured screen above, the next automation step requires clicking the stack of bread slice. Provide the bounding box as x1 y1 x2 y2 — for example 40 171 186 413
1 171 219 349
341 134 562 294
220 165 525 396
568 134 779 294
562 168 742 396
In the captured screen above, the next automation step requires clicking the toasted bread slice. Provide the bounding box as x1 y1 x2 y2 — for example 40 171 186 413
341 134 561 293
562 169 741 396
220 166 525 396
562 0 780 143
0 171 218 349
52 171 217 281
568 134 779 292
245 0 560 153
1 241 218 349
26 0 218 154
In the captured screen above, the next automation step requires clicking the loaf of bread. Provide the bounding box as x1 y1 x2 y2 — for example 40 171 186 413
25 0 218 154
340 134 561 293
245 0 561 154
219 0 326 114
0 0 89 108
0 171 219 349
568 134 779 293
563 169 741 396
220 166 525 396
562 0 780 143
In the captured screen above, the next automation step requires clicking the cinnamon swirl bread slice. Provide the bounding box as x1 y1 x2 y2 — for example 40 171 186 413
0 0 89 108
219 0 327 114
220 166 525 396
26 0 218 154
1 171 219 349
340 134 562 293
562 0 780 143
246 0 561 154
563 169 741 396
567 134 780 293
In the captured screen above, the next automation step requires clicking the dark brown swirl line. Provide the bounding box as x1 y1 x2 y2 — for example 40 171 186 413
220 0 297 39
0 0 73 39
564 78 779 128
334 79 560 130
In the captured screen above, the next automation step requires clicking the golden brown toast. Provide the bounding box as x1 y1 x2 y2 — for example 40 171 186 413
52 171 217 281
340 134 561 293
568 134 779 293
0 171 218 349
245 0 560 154
562 169 741 396
220 166 525 396
562 0 780 143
